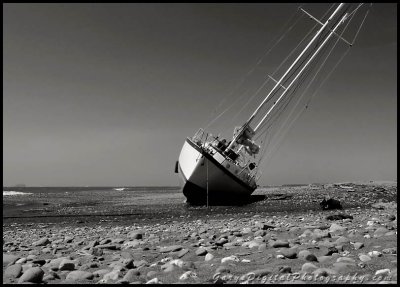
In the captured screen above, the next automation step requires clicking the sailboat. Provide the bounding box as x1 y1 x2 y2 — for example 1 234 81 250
175 3 369 205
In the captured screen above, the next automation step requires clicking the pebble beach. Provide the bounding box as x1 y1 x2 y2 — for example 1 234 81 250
3 181 397 284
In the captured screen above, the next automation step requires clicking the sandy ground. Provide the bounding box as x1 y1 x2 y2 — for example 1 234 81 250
3 181 397 284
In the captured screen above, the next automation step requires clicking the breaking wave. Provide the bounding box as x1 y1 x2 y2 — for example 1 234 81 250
3 191 33 196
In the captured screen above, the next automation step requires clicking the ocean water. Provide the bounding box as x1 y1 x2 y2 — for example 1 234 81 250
3 186 180 195
3 191 33 196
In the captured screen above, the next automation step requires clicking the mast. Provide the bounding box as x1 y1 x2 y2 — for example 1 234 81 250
254 7 351 132
225 3 346 152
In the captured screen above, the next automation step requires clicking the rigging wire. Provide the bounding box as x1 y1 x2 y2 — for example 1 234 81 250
256 5 363 168
202 6 303 130
205 3 338 132
228 11 324 128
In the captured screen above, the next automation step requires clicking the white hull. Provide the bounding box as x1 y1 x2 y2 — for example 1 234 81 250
178 138 256 204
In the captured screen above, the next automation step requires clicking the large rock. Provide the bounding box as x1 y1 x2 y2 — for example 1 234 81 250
329 223 346 234
298 250 312 260
205 253 214 261
18 267 44 283
122 269 140 282
353 242 364 250
177 249 189 258
3 254 19 266
320 198 342 210
128 230 144 240
271 240 290 248
160 245 182 253
59 259 76 271
312 268 338 277
374 227 390 238
66 270 94 281
4 263 22 278
335 236 350 245
32 237 50 247
221 255 239 264
280 248 297 259
359 254 371 262
195 247 208 256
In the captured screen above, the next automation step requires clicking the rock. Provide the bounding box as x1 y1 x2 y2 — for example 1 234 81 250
371 201 396 210
368 251 382 257
280 248 297 259
96 244 117 250
90 247 104 256
216 266 230 274
32 259 46 266
221 255 239 264
177 249 189 258
335 236 350 245
18 267 44 283
301 263 318 273
103 270 121 281
298 250 312 260
146 277 161 284
382 247 396 254
64 236 74 243
375 269 390 276
32 237 50 247
353 242 364 250
4 263 22 278
388 215 396 221
374 227 390 237
93 269 111 278
359 254 371 262
15 258 27 264
326 213 353 221
195 247 208 256
3 254 19 266
160 245 182 253
179 271 197 280
128 230 144 240
312 268 338 277
59 259 75 271
66 270 94 281
147 270 158 278
336 257 355 263
312 229 331 240
271 240 290 248
256 223 275 230
258 243 267 251
215 238 228 246
122 269 141 282
205 253 214 261
320 198 342 210
99 238 112 245
305 254 318 262
248 241 260 249
322 246 339 256
329 223 346 234
133 260 148 268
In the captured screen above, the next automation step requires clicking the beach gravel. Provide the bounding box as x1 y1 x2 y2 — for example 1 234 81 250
2 181 397 284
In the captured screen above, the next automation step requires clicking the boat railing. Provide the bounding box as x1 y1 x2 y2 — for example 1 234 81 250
192 128 205 146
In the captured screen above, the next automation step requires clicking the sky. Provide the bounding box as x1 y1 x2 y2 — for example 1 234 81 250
3 3 397 187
